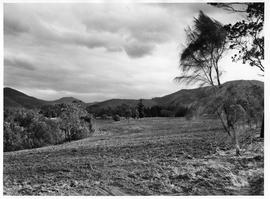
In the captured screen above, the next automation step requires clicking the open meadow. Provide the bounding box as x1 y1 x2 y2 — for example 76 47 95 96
3 117 264 195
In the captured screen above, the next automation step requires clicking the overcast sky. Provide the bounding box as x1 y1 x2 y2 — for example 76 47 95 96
4 3 264 102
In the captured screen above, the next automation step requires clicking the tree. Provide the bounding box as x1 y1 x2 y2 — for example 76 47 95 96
175 11 227 87
176 11 246 155
57 103 94 141
211 3 264 71
131 107 139 119
210 3 264 137
137 99 145 118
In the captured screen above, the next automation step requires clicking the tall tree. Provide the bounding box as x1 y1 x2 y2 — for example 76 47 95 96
175 11 227 87
210 3 264 138
137 99 145 118
176 11 246 155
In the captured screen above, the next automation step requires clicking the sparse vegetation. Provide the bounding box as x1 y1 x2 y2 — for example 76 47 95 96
4 118 263 195
3 3 264 196
176 11 264 155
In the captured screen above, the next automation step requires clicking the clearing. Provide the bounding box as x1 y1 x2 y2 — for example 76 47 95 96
4 117 264 195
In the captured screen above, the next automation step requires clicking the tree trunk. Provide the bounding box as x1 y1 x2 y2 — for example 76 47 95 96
68 129 71 142
232 128 241 156
260 116 264 138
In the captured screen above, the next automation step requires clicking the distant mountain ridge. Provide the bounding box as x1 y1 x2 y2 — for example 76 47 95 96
52 97 83 104
4 88 85 109
4 87 49 109
153 80 263 107
87 80 264 116
4 80 264 115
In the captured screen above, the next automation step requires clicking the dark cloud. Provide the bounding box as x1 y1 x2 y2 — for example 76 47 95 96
124 40 155 58
4 56 35 71
4 4 30 35
4 16 29 35
78 4 177 58
4 3 262 102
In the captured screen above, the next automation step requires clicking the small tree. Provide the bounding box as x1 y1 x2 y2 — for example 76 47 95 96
137 99 145 118
57 103 94 141
113 114 121 121
131 107 139 119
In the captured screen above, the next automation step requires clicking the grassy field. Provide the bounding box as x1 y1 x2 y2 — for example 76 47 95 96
3 117 264 195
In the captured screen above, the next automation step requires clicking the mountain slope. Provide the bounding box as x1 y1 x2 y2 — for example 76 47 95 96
88 80 264 116
51 97 84 105
153 80 263 115
4 80 264 115
89 98 158 110
4 87 48 109
4 88 85 109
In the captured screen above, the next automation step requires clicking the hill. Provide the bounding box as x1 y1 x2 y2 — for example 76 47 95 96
4 88 85 109
89 98 158 109
4 80 264 115
88 80 264 116
4 87 48 109
154 80 263 106
51 97 85 105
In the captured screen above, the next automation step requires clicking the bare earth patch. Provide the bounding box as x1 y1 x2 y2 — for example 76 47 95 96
4 118 263 195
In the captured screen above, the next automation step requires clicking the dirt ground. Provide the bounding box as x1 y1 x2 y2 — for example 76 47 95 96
3 117 264 195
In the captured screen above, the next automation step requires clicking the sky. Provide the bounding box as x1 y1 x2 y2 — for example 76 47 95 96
4 3 264 103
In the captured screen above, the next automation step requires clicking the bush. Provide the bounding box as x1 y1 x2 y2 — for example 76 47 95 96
175 106 189 117
4 122 24 152
4 104 95 152
160 109 174 117
101 114 110 120
113 114 121 121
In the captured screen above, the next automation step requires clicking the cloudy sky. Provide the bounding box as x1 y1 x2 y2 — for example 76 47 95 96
4 3 263 102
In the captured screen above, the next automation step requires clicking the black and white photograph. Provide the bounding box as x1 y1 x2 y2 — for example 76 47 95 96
2 0 267 196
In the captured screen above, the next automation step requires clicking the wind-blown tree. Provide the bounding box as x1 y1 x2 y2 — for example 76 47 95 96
210 3 264 137
175 11 247 155
175 11 227 87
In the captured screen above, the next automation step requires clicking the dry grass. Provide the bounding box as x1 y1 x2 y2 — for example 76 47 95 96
4 117 263 195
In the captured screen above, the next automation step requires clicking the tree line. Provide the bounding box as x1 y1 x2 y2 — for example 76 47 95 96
86 99 191 120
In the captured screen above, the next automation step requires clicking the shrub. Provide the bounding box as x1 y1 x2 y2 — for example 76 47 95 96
160 109 174 117
4 122 24 152
4 104 95 152
101 114 110 120
113 114 121 121
175 106 189 117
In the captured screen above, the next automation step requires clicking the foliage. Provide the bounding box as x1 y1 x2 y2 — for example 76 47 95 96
211 3 264 72
131 107 139 119
53 103 94 141
4 103 94 152
137 99 145 118
4 108 63 151
212 84 263 137
175 106 189 117
175 11 227 87
113 114 121 121
160 110 174 117
210 3 264 139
